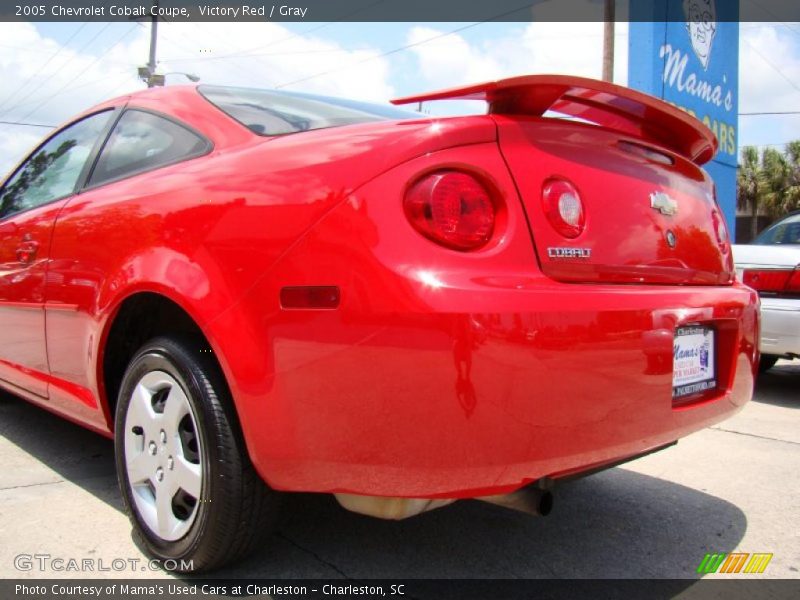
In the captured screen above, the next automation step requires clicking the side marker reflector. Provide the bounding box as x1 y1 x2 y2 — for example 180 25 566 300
280 286 340 309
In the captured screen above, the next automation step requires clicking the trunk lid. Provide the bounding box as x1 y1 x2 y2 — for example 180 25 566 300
495 115 733 285
393 75 735 285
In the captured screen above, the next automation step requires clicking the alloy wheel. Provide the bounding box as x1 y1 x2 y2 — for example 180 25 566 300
123 370 203 541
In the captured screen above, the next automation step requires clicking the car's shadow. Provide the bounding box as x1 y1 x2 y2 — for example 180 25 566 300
1 391 746 581
754 361 800 409
0 392 122 509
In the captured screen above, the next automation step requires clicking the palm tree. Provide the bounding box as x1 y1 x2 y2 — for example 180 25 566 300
737 142 800 240
782 141 800 213
737 146 762 241
761 147 789 218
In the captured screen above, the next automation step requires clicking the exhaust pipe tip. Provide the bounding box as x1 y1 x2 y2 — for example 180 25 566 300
538 490 554 516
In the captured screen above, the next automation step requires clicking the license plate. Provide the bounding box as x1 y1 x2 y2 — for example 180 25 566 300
673 326 716 399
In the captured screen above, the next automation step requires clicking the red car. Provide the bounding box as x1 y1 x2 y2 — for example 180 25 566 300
0 75 758 571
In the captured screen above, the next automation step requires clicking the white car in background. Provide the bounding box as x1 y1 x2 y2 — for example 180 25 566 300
733 211 800 372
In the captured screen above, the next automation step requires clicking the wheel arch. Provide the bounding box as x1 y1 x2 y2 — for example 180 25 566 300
96 289 233 434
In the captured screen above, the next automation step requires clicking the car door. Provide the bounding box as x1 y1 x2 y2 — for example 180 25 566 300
0 110 115 397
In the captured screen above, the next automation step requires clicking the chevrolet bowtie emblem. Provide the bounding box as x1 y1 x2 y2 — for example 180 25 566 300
650 191 678 216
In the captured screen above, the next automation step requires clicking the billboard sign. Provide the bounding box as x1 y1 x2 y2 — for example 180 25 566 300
629 0 739 235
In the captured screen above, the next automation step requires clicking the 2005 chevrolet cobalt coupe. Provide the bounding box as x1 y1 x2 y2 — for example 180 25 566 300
0 75 758 571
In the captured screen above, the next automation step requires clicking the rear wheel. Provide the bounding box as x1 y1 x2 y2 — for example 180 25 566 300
758 354 779 373
114 336 280 572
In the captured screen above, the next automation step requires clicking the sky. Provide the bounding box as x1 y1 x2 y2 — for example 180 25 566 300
0 18 799 177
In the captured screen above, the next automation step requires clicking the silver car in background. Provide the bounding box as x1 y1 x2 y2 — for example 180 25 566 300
733 211 800 371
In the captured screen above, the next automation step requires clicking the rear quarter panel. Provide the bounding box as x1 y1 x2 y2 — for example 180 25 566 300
43 111 496 434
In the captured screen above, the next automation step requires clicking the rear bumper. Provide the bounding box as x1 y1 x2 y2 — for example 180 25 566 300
759 297 800 357
237 279 758 498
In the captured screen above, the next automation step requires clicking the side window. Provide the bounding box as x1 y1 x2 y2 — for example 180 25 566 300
757 225 780 244
755 216 800 245
780 222 800 244
0 110 112 219
88 110 209 186
789 224 800 244
771 224 787 244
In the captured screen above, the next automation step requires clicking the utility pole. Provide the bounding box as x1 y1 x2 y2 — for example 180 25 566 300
136 1 165 87
602 0 615 82
146 2 158 87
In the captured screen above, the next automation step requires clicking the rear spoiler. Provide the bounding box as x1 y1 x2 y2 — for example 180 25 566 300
391 75 718 165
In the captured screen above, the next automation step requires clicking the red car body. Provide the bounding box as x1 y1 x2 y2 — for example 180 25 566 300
1 75 758 502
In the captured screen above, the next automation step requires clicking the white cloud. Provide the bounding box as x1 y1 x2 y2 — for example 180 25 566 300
0 22 145 124
0 21 395 176
3 20 798 178
0 129 42 178
737 23 800 150
155 21 394 100
739 24 800 112
404 21 629 114
0 21 144 176
403 20 800 153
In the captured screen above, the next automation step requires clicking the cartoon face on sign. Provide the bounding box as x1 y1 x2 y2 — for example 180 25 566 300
683 0 717 69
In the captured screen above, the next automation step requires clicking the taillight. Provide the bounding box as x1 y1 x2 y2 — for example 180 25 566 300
786 268 800 292
542 178 585 238
743 268 800 293
404 170 496 251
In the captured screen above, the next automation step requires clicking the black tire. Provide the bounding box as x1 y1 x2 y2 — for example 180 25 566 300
114 335 280 572
758 354 779 373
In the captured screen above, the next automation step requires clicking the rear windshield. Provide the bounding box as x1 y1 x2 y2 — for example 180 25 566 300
198 85 417 136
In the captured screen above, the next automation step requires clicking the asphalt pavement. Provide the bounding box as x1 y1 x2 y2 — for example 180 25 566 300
0 361 797 581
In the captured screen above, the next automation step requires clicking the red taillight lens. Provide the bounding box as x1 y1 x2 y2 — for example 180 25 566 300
742 269 794 292
542 178 584 238
404 171 495 251
786 268 800 292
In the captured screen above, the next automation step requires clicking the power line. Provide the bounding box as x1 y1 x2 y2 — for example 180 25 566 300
0 63 138 122
739 111 800 116
0 120 57 128
187 22 336 63
15 24 139 123
158 20 276 85
0 43 63 55
741 0 800 37
0 0 118 116
0 21 114 119
159 26 355 63
742 37 800 97
162 29 632 63
274 2 536 89
0 21 90 115
0 68 135 125
747 141 800 148
165 46 357 62
162 0 390 64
